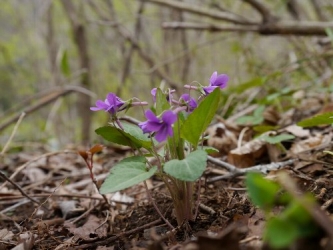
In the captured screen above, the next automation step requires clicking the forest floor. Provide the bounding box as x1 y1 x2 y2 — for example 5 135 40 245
1 90 333 249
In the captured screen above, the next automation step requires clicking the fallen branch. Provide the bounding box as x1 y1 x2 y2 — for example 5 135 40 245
0 150 78 191
73 219 162 249
0 171 41 207
207 156 296 183
144 0 256 25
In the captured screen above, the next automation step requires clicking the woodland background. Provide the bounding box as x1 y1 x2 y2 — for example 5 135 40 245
1 0 333 148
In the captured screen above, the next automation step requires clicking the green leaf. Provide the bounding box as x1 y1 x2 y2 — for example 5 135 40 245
281 201 312 227
155 88 170 115
253 125 278 133
59 49 70 77
236 115 264 126
201 146 219 154
168 112 186 159
100 156 157 194
181 88 220 146
95 122 152 149
246 172 280 210
265 217 299 248
297 112 333 127
236 105 265 126
260 134 295 144
164 150 207 181
254 105 265 117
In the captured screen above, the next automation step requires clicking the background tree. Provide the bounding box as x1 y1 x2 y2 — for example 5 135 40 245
0 0 332 146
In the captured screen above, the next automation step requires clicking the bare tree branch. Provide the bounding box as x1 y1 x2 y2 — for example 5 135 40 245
144 0 257 25
242 0 277 23
162 20 333 36
162 22 259 32
0 86 95 132
148 0 333 36
259 20 333 36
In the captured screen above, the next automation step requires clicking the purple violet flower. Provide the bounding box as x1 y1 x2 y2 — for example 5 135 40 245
139 109 177 142
90 93 125 115
180 94 197 112
151 88 157 102
203 71 229 95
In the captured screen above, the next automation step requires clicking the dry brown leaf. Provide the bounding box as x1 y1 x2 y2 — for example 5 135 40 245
96 246 115 250
228 138 267 168
263 106 280 125
0 228 14 241
247 209 265 238
284 124 310 138
12 232 36 250
65 215 108 241
22 167 47 182
290 134 332 154
205 123 238 156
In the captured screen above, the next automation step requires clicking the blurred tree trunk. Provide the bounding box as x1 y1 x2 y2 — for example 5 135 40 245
45 2 60 86
61 0 92 144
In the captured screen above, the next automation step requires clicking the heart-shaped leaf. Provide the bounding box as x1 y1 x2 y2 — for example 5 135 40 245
163 150 207 181
100 156 157 194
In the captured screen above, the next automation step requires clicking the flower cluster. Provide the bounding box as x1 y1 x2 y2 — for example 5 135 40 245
91 71 228 142
91 70 229 227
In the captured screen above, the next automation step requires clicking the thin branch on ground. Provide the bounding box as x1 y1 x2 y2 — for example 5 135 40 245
0 150 78 191
207 156 296 182
73 219 162 249
0 171 42 207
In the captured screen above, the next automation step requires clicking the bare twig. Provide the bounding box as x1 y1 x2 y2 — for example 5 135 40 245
0 86 95 132
144 0 256 25
162 20 333 36
0 171 41 207
73 219 162 249
242 0 277 22
0 150 78 191
207 157 296 183
162 22 259 32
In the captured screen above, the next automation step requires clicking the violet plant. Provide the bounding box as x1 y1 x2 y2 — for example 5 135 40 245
92 71 228 226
